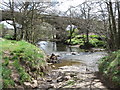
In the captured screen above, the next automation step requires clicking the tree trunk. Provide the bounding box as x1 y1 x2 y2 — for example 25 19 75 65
10 1 17 40
69 25 72 44
13 18 17 40
109 1 117 49
106 1 118 50
117 1 120 48
86 29 89 44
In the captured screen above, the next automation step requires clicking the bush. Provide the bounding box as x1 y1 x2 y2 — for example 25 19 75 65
66 34 105 47
3 34 14 40
89 38 105 47
67 38 84 45
89 35 100 38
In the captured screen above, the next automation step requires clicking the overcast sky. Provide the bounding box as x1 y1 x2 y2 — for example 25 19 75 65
0 0 116 15
0 0 85 11
52 0 85 11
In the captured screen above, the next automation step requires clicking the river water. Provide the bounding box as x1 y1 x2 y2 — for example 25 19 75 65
37 41 109 89
37 41 107 72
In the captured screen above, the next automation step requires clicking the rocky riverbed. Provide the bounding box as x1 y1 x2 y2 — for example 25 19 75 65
36 41 109 89
37 53 108 89
37 63 108 89
23 52 109 89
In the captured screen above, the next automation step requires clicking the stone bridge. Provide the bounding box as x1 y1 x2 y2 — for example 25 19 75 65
41 14 82 31
40 14 84 40
40 14 104 41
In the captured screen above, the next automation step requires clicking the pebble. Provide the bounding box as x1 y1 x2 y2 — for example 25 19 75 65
64 75 71 80
57 76 64 82
38 65 108 89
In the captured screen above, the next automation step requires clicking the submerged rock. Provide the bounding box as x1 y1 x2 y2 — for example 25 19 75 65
71 52 78 55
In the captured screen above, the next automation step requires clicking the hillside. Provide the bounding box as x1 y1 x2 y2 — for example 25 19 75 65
0 38 47 88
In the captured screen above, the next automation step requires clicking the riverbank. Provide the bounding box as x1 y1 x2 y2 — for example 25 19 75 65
99 50 120 88
0 38 47 88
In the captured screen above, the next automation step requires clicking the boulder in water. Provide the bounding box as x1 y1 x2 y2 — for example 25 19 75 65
46 53 60 64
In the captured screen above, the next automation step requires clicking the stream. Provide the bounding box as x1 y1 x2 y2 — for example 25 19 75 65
37 41 109 89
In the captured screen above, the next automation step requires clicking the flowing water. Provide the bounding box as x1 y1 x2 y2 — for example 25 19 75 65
37 41 107 71
37 41 82 54
37 41 109 89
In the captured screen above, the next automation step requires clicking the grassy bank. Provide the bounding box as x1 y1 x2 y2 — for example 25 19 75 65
99 50 120 87
67 35 105 48
0 38 47 88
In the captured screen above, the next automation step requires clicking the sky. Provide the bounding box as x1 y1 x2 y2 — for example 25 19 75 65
51 0 85 12
0 0 117 15
52 0 117 12
0 0 85 12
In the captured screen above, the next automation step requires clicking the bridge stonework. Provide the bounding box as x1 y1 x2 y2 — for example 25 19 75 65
41 15 82 31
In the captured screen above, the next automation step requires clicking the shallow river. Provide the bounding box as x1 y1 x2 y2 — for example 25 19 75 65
36 41 110 89
37 41 107 72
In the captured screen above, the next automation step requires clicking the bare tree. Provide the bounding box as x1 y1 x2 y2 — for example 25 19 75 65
2 0 18 40
116 0 120 48
78 1 93 47
105 0 120 50
1 0 51 43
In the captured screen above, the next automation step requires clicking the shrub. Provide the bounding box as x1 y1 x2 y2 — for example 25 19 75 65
66 34 105 47
3 34 14 40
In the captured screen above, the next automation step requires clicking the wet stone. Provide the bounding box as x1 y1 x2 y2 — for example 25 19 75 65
57 76 64 82
46 78 53 82
64 75 71 80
